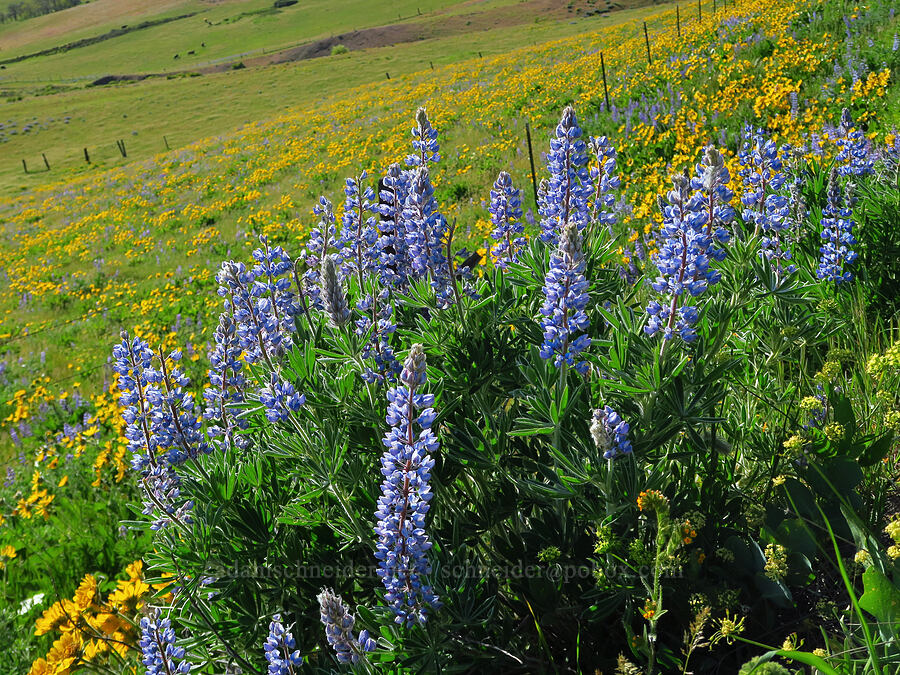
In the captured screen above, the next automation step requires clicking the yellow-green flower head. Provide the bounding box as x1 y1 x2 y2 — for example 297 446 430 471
885 410 900 433
853 549 872 567
800 396 824 413
716 611 745 645
764 543 789 582
885 518 900 543
594 525 617 555
816 361 842 383
823 422 844 442
888 545 900 561
783 434 805 455
538 546 561 563
716 547 735 563
689 593 709 612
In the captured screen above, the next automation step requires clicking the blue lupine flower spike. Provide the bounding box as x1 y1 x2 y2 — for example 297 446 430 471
489 170 526 268
540 106 592 246
539 221 591 375
264 614 303 675
374 344 441 626
317 588 377 664
139 609 193 675
590 407 632 460
817 168 857 284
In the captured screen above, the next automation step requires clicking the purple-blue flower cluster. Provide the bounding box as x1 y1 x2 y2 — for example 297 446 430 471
375 163 412 286
539 222 591 375
540 106 592 246
489 170 525 268
817 169 857 284
645 147 732 343
590 406 633 460
264 614 303 675
738 127 795 274
142 464 193 531
338 172 379 286
587 135 620 234
217 260 285 367
402 166 452 306
113 333 208 470
835 108 874 176
303 196 340 310
407 106 440 167
203 313 247 448
139 610 193 675
374 344 440 625
259 372 305 423
357 286 401 384
317 588 377 664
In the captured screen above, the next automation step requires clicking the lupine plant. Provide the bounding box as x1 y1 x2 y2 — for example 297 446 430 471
111 103 900 675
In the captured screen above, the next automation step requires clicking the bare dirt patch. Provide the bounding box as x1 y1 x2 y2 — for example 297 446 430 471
218 0 651 70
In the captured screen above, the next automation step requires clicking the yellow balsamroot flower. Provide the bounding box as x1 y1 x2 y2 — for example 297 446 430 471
82 639 109 661
0 544 16 569
125 559 143 582
45 631 81 674
107 577 150 613
72 574 98 611
35 601 73 636
26 658 53 675
86 612 123 636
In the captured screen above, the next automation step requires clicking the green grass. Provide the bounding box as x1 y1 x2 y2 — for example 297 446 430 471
0 2 661 195
0 0 505 73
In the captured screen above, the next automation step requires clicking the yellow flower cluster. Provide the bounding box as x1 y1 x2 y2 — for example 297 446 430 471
30 560 156 675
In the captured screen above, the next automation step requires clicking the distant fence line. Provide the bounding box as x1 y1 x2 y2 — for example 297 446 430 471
16 0 723 180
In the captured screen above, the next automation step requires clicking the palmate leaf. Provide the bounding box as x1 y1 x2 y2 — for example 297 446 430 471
859 566 900 626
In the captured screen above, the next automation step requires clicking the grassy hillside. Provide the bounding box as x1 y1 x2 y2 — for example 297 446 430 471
0 0 898 671
0 1 652 193
0 0 896 409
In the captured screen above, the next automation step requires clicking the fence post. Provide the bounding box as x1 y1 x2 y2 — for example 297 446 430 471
164 135 170 150
386 72 390 80
643 21 651 65
22 158 27 173
84 147 90 164
676 5 681 37
42 153 50 170
698 0 702 20
524 122 538 206
600 51 611 111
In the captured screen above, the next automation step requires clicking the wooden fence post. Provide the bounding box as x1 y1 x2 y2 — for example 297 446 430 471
643 22 652 65
42 153 50 170
524 122 538 206
676 5 681 37
84 147 90 164
22 158 27 173
600 51 611 111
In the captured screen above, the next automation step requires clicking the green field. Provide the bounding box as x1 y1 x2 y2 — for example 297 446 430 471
0 0 656 195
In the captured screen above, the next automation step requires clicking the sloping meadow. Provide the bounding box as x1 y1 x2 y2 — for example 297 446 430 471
2 0 900 673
